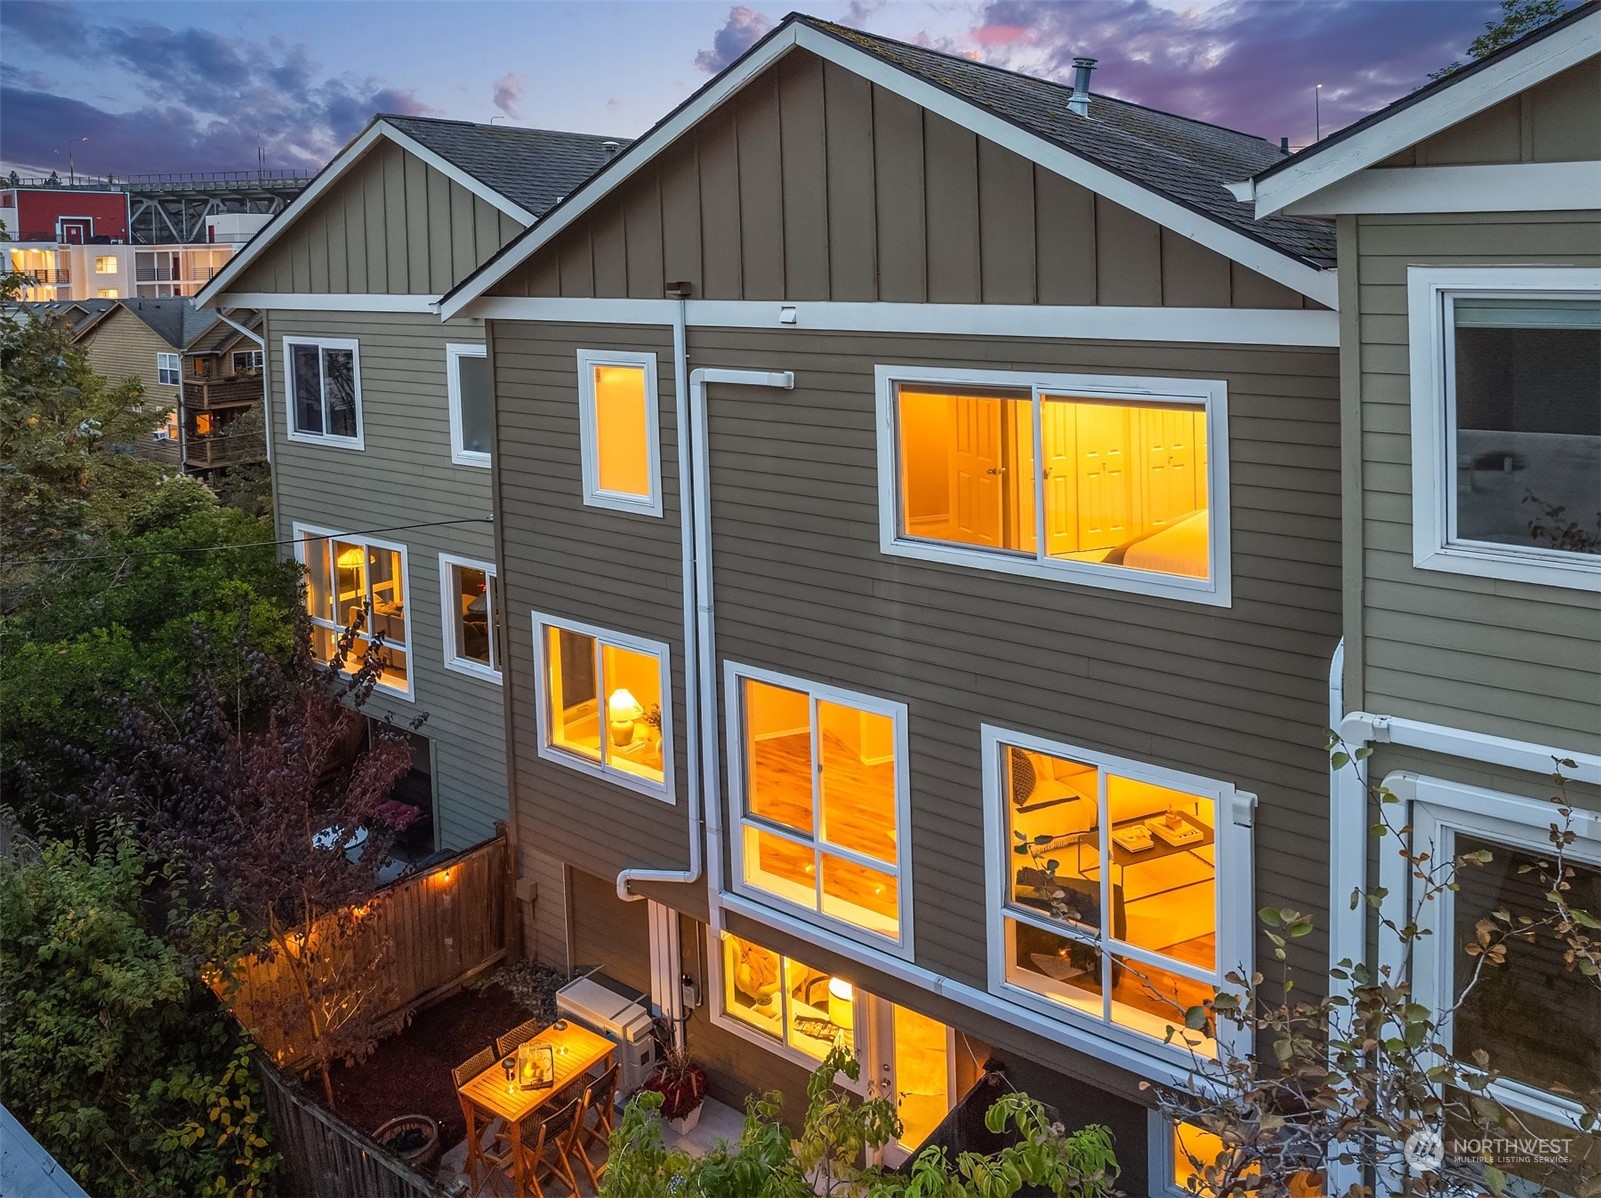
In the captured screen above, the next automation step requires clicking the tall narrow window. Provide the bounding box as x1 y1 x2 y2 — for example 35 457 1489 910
878 367 1229 605
295 525 411 697
447 343 493 467
728 664 910 953
156 352 180 386
533 612 672 801
577 349 662 515
284 336 362 447
439 554 499 682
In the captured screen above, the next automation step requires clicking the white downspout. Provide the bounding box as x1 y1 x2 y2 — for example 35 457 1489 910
616 300 704 901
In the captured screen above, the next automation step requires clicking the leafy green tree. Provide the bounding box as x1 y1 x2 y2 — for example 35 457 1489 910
1431 0 1573 79
602 1047 1119 1198
0 832 279 1197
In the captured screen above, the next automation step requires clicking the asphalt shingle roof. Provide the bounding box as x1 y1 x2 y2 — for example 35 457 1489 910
378 114 630 218
800 16 1337 268
113 298 222 350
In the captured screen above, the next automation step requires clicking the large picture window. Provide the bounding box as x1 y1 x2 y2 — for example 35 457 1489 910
716 933 864 1070
295 525 411 698
1409 267 1601 588
284 336 362 447
726 664 911 954
447 342 492 467
876 365 1230 606
438 553 499 683
576 349 661 516
983 726 1251 1058
532 613 672 802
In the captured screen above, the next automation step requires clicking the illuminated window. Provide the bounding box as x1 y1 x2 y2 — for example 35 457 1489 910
96 288 118 299
876 366 1229 605
728 665 909 952
439 554 499 682
156 352 180 386
717 934 863 1067
985 727 1250 1057
576 349 661 516
534 612 671 801
447 342 492 467
284 336 362 447
1408 268 1600 588
1152 1115 1324 1198
95 255 117 274
294 525 411 698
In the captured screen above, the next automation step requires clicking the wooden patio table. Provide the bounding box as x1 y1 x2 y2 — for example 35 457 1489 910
458 1021 614 1196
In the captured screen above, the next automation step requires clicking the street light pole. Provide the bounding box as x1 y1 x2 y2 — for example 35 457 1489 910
66 136 88 185
1314 84 1323 142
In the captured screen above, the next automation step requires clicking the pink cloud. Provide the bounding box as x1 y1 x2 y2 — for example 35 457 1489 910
491 71 524 120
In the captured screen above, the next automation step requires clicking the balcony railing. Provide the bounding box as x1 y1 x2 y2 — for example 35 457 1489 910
135 267 174 282
17 269 70 284
184 433 265 470
183 377 262 410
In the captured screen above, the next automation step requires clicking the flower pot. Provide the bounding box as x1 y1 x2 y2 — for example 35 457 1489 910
665 1104 703 1135
374 1114 440 1172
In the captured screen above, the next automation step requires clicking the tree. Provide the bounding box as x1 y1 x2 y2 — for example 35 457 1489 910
0 831 279 1197
208 402 273 519
87 613 425 1107
1127 750 1600 1196
602 1046 1120 1198
1430 0 1573 79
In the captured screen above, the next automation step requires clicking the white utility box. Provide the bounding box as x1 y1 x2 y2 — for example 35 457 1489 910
556 976 657 1096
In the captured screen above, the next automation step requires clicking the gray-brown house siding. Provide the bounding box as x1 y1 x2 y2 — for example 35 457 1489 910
77 306 183 465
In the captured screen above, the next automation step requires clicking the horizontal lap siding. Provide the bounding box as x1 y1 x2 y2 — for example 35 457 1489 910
491 321 692 890
267 309 506 848
1351 211 1601 752
694 328 1342 986
492 50 1316 311
79 309 181 463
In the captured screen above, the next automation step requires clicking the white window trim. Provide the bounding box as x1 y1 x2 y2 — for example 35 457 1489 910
292 522 414 701
873 364 1232 607
531 610 675 804
1147 1112 1191 1198
446 342 491 468
705 930 871 1094
576 348 663 517
232 349 263 374
981 723 1255 1065
282 335 364 450
724 660 915 959
438 552 500 685
1407 266 1601 592
1399 772 1601 1136
156 352 180 387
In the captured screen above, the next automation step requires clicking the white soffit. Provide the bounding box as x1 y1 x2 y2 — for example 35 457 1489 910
1239 8 1600 218
441 19 1338 319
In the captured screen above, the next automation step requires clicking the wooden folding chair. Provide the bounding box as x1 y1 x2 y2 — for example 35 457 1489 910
496 1017 544 1059
516 1095 585 1198
573 1063 618 1184
454 1046 514 1196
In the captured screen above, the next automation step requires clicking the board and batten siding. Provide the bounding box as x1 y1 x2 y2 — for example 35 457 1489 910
1343 209 1601 752
266 309 507 849
234 137 524 296
490 49 1318 311
1377 58 1600 168
78 307 182 465
490 320 695 899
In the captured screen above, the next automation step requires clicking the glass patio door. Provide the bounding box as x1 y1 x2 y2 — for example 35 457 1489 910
871 1002 956 1168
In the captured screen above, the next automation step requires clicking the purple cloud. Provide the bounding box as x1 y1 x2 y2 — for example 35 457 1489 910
694 5 773 73
0 1 436 175
492 71 525 120
965 0 1509 147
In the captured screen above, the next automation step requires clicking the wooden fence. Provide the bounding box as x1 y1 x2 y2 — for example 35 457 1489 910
223 833 509 1065
253 1053 450 1198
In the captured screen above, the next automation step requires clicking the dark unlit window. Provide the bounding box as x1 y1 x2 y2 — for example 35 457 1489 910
448 344 492 466
287 339 360 443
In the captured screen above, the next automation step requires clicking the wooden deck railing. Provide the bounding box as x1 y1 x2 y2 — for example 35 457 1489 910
183 376 262 409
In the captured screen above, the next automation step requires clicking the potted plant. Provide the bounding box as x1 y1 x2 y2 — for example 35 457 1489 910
640 1037 708 1134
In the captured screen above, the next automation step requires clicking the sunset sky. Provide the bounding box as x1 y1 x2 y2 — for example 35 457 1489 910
0 0 1543 179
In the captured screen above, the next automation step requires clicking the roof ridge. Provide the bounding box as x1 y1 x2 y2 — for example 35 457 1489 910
378 113 630 142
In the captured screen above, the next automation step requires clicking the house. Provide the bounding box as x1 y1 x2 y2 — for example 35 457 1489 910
0 186 131 243
180 311 267 477
194 114 629 854
1234 5 1600 1189
73 297 228 467
441 15 1345 1189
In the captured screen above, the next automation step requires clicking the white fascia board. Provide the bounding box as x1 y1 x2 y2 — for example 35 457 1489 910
438 25 804 320
213 292 441 313
465 295 1340 347
197 119 534 311
1282 159 1601 216
1249 9 1601 217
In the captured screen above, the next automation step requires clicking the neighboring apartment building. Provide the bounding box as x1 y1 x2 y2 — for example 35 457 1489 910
442 17 1345 1189
195 114 628 853
1235 7 1600 1190
180 311 267 477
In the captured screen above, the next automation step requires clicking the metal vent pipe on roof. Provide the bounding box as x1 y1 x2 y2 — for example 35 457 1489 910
1068 56 1097 116
602 140 621 157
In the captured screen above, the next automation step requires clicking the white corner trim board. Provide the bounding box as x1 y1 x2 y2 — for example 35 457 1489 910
1239 6 1600 218
213 293 442 313
1282 160 1601 217
461 297 1340 347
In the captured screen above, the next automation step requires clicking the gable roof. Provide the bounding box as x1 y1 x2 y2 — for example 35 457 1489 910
186 308 262 355
1234 0 1600 217
73 298 220 348
196 115 628 307
442 12 1338 317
